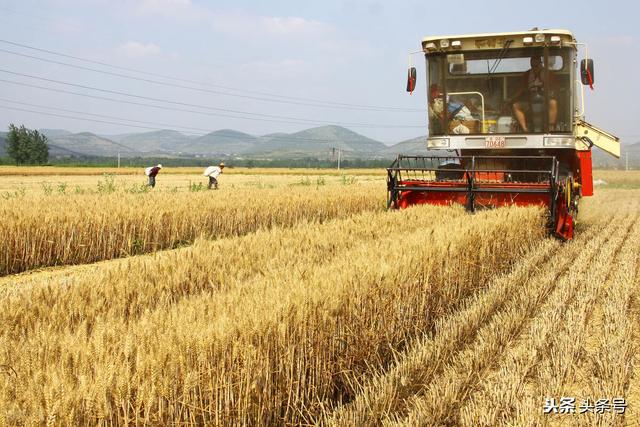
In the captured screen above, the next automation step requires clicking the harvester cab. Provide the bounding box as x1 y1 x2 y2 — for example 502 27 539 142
388 29 619 240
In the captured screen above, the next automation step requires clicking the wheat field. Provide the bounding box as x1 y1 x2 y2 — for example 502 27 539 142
0 167 639 426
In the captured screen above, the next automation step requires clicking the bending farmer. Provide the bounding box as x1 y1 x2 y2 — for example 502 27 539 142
145 164 162 188
203 162 225 189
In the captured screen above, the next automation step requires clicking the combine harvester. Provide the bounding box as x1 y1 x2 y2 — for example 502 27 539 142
387 29 619 240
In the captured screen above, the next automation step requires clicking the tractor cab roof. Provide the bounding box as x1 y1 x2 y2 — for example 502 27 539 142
421 29 576 53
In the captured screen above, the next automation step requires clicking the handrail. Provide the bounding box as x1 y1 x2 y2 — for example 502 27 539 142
448 91 485 130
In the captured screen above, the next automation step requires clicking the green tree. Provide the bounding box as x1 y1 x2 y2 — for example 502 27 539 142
6 124 49 165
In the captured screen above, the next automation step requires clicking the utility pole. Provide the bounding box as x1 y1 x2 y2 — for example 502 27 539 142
331 147 342 170
626 152 629 171
117 151 121 168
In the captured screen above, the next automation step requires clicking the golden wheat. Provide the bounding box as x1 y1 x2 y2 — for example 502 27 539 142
1 168 639 426
453 202 639 426
0 205 544 425
394 214 632 426
0 184 382 275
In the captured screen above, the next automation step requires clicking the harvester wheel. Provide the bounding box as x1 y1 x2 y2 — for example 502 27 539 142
553 178 576 241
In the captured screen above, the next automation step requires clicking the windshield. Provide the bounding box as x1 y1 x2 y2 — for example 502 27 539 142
427 47 574 136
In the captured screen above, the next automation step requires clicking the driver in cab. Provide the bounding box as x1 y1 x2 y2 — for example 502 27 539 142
511 56 558 132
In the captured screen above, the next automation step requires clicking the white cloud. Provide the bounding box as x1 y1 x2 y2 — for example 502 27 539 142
116 41 162 58
260 16 330 36
239 58 309 77
47 16 87 35
135 0 192 15
603 35 634 46
211 12 332 38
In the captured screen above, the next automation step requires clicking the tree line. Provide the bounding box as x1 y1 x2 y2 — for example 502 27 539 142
3 124 49 165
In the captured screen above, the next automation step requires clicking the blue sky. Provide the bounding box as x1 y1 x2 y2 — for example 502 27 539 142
0 0 637 145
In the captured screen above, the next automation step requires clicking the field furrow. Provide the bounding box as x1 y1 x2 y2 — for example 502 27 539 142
370 213 623 426
498 214 638 425
544 212 640 426
321 237 563 426
452 212 637 426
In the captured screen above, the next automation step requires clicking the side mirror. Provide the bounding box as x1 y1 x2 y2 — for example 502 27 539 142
406 67 417 93
580 59 594 86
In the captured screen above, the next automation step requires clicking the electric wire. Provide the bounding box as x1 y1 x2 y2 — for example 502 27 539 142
0 48 422 113
0 69 423 128
0 77 427 133
0 99 409 146
0 39 423 112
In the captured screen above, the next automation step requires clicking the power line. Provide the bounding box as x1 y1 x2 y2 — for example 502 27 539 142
0 39 423 112
0 98 212 134
0 77 337 127
0 47 421 113
0 69 423 129
0 99 406 146
0 77 426 132
0 104 176 135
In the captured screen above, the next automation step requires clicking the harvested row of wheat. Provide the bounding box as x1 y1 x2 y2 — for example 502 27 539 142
325 210 611 426
342 193 634 425
378 214 629 426
447 212 637 425
505 212 640 425
0 184 381 276
576 218 639 425
624 237 640 426
0 206 545 426
0 205 463 337
322 237 563 426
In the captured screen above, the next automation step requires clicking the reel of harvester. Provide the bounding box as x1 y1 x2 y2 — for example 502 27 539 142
387 155 577 240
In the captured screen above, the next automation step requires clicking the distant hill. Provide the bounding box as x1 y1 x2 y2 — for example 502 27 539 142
39 129 73 138
4 126 392 159
108 130 196 153
3 125 637 167
253 125 388 158
47 143 86 158
382 136 427 156
261 132 289 139
187 129 259 155
47 132 140 157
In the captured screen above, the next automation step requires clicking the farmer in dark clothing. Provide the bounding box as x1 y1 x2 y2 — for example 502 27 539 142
146 164 162 188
